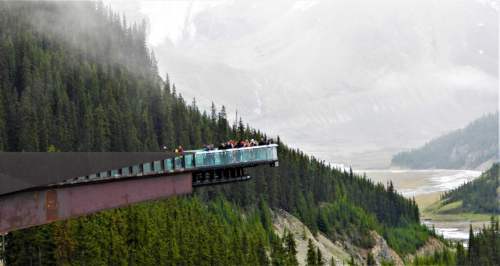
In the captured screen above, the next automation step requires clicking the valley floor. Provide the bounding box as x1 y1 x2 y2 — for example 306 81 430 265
416 192 495 241
357 169 490 242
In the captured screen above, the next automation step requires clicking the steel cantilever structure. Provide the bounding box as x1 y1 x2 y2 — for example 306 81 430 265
0 145 278 234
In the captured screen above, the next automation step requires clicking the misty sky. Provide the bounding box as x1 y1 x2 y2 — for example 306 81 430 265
105 0 499 168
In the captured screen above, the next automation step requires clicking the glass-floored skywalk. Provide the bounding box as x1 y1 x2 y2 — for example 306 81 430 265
59 144 278 185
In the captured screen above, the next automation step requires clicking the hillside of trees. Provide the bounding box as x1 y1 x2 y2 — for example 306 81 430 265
1 1 430 264
4 197 300 265
392 113 498 170
411 217 499 266
438 164 499 214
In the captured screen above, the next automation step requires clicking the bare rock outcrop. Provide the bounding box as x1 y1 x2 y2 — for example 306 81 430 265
405 236 447 262
272 209 411 266
273 209 352 265
368 231 404 266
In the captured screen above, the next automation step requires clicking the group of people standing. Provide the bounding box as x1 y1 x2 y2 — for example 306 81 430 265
169 138 274 154
204 138 274 151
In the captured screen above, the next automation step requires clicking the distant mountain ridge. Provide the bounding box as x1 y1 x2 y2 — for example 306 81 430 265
391 113 499 170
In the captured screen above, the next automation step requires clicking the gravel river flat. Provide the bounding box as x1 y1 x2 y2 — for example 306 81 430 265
354 169 484 241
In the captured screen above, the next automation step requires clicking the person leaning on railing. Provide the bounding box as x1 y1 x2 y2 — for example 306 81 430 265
203 144 215 151
174 145 184 154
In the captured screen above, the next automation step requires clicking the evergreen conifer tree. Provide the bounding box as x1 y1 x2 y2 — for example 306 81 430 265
284 230 298 266
467 224 475 265
366 252 376 266
306 239 316 266
316 247 323 266
329 257 337 266
348 255 356 266
456 242 466 266
18 86 39 151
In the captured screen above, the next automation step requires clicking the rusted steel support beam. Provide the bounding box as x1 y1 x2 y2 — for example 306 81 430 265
0 173 192 234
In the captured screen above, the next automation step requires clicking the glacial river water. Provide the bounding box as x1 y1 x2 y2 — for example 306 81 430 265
353 169 483 241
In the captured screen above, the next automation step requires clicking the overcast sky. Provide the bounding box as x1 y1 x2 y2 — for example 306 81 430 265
103 0 499 168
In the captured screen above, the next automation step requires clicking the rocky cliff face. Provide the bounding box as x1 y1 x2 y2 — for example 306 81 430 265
404 237 448 263
273 209 351 265
272 209 408 266
369 231 404 266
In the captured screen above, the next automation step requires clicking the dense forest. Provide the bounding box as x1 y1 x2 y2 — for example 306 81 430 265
439 164 499 214
411 217 500 266
1 2 429 264
5 197 300 265
392 113 498 170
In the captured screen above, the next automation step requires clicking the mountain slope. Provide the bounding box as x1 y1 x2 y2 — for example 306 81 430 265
434 164 499 214
411 218 500 266
1 2 430 264
392 113 499 170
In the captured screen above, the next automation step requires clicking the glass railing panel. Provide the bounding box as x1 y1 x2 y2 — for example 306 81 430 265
265 148 271 160
132 165 141 175
143 162 152 175
111 169 119 177
233 150 240 163
99 171 108 178
184 154 194 169
244 149 252 162
257 148 263 161
197 152 217 167
240 149 247 162
153 161 162 173
164 159 173 172
219 150 227 165
228 150 236 164
254 148 265 161
174 157 183 169
215 152 223 165
195 153 205 167
192 145 277 168
121 167 130 176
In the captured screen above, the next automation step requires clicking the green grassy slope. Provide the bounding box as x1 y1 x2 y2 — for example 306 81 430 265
422 164 499 222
